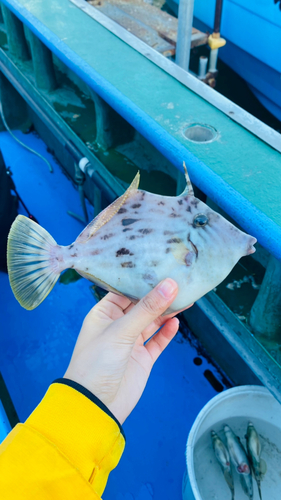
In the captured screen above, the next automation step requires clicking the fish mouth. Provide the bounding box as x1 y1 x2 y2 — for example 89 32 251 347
247 237 257 255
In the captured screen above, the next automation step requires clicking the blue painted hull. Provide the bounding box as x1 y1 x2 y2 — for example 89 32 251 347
168 0 281 121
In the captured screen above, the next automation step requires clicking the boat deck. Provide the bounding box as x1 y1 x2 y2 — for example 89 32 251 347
0 130 230 499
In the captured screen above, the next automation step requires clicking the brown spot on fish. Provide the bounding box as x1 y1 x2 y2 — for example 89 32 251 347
167 238 182 244
150 208 164 214
71 264 74 268
116 248 134 257
86 267 89 271
70 253 77 257
132 203 141 209
129 235 136 240
165 248 171 254
178 200 183 205
139 228 152 234
140 191 146 200
164 230 173 235
101 233 114 240
118 208 127 214
158 201 165 206
69 244 74 249
142 273 156 287
191 199 199 208
123 228 132 232
91 249 101 255
122 218 139 226
169 213 181 218
121 261 135 268
186 206 192 213
151 261 158 267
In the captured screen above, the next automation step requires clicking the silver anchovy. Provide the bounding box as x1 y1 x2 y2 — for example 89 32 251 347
246 422 267 500
211 430 235 500
224 425 253 500
7 166 256 311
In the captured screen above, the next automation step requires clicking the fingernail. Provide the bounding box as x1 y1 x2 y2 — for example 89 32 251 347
157 279 177 299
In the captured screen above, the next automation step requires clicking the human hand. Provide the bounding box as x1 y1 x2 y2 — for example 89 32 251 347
64 279 182 424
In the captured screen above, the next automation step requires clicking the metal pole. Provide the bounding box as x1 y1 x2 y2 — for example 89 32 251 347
176 0 195 71
214 0 223 33
208 0 226 73
198 56 208 79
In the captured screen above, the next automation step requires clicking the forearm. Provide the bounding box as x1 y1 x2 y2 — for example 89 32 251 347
0 381 125 499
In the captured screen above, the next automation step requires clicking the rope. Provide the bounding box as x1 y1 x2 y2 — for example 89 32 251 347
0 101 53 173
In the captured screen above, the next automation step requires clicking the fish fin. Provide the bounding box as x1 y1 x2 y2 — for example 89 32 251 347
78 270 140 303
7 215 60 310
260 458 267 476
257 482 263 500
223 469 234 491
77 270 126 296
77 172 140 243
178 162 194 197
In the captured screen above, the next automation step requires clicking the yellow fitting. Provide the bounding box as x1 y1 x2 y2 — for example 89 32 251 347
208 33 226 50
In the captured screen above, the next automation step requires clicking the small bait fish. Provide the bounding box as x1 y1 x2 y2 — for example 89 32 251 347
211 430 235 500
224 425 253 500
246 422 267 500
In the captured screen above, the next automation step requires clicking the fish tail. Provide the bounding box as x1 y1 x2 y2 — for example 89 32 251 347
7 215 62 310
257 481 262 500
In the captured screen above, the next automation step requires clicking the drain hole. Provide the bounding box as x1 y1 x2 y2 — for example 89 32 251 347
203 369 223 392
183 124 217 143
193 357 203 366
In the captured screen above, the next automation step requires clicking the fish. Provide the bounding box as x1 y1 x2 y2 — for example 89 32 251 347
7 165 257 311
211 430 235 500
245 422 267 500
224 425 253 500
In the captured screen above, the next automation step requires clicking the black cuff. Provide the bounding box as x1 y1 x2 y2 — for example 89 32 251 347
53 378 125 440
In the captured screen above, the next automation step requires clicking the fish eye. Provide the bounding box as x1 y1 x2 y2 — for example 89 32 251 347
193 213 209 228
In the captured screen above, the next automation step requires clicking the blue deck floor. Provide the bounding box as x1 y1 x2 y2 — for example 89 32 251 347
0 130 228 500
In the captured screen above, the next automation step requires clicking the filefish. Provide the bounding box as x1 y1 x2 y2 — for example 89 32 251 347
246 422 267 500
211 430 235 500
7 166 257 311
224 425 253 500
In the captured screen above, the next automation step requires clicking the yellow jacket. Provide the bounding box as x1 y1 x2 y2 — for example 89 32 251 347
0 379 125 499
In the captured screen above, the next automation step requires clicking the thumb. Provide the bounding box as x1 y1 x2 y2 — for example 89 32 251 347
117 278 178 339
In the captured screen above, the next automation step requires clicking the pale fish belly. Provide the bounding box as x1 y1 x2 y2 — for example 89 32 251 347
71 192 197 311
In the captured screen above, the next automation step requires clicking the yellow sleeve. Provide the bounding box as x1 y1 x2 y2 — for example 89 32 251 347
0 381 125 499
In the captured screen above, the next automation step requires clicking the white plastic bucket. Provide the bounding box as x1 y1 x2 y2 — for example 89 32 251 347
183 385 281 500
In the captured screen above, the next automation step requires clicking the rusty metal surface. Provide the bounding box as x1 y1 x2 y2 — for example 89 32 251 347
88 0 208 51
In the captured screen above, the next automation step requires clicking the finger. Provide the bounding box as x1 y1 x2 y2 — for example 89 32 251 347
140 303 194 342
86 292 132 323
145 317 179 364
124 301 193 344
115 279 178 340
161 303 194 319
102 292 132 311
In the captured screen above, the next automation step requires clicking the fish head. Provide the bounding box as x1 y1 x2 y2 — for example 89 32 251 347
181 194 257 301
